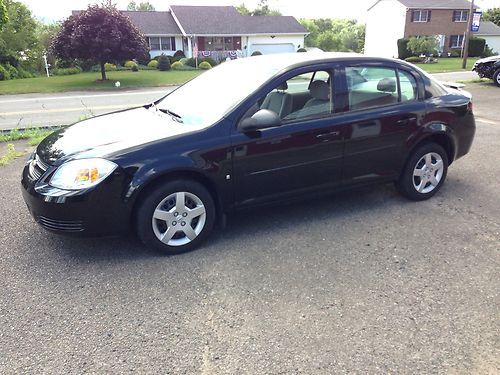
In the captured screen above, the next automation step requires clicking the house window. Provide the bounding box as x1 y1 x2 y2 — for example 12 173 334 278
412 10 430 22
449 35 465 48
148 37 175 51
453 10 468 22
205 37 234 51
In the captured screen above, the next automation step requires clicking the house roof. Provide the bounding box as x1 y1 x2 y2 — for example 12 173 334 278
169 5 308 35
71 10 182 35
396 0 477 9
476 21 500 36
121 11 182 35
368 0 478 11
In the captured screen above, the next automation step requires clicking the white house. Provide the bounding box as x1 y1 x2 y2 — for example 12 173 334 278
476 21 500 55
117 5 308 61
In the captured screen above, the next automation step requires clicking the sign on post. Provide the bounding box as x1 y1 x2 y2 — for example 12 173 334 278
471 11 482 32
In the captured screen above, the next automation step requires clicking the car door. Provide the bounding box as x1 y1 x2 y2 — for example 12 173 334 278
337 63 426 184
230 66 347 207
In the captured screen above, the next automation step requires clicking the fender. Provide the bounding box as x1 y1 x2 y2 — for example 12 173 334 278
406 121 457 162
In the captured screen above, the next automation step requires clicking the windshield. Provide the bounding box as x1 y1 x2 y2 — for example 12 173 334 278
157 58 283 127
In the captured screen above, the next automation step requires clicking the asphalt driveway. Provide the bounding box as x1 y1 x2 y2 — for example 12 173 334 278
0 83 498 373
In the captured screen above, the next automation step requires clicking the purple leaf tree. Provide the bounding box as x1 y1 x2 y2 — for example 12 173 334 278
51 3 149 81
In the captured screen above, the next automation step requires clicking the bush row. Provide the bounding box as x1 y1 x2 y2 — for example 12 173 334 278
398 36 489 60
0 64 35 81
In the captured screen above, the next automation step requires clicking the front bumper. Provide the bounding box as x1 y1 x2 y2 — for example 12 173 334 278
21 160 133 237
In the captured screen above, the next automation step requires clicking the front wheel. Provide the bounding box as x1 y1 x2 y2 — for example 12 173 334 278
493 69 500 87
396 143 448 201
136 180 215 254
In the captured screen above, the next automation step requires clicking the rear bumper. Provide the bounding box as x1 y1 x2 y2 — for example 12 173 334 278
21 164 132 237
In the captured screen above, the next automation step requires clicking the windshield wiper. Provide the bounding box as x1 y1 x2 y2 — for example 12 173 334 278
158 108 182 120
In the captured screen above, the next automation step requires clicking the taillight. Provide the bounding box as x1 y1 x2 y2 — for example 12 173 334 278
468 100 473 112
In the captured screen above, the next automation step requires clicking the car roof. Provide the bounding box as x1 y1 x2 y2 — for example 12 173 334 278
225 52 412 74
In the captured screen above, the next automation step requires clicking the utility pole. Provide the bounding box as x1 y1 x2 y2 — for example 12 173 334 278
462 0 475 69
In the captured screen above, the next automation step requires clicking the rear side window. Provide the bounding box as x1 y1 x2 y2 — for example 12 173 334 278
398 70 418 102
345 67 399 111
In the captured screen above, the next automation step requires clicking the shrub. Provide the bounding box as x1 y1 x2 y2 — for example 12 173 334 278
16 67 34 79
171 61 197 71
198 61 212 70
405 56 424 63
448 49 461 57
157 55 171 71
104 63 117 71
173 50 185 58
407 36 438 56
251 51 262 56
200 57 217 67
52 66 82 76
147 60 158 68
179 57 189 65
483 45 495 57
4 64 18 79
171 61 184 70
468 37 486 57
397 38 412 60
297 48 307 52
131 65 139 72
168 55 182 64
124 60 138 69
0 65 11 80
184 57 196 67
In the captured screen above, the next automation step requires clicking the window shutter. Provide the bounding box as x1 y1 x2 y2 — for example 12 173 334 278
171 37 176 51
427 10 431 22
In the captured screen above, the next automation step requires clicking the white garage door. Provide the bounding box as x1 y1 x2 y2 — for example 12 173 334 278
250 43 295 55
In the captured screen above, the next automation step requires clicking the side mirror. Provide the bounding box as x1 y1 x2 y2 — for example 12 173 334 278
239 109 281 132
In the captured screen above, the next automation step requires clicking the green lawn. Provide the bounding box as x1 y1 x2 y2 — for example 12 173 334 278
415 57 479 73
0 70 203 95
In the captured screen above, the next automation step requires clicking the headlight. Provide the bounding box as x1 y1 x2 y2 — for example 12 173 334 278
49 158 118 190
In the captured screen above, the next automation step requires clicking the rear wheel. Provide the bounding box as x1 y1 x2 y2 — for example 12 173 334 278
396 143 448 201
136 180 215 254
493 69 500 87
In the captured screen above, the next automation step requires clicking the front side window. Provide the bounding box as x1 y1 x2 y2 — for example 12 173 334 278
449 35 465 48
246 70 333 123
412 10 430 22
453 10 468 22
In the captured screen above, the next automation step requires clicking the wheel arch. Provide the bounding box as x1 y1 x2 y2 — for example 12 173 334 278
129 169 224 230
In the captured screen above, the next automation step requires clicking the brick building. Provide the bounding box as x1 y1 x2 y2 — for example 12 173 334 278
365 0 479 58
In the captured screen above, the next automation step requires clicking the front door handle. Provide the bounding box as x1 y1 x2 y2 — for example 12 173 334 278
396 116 417 125
316 130 340 140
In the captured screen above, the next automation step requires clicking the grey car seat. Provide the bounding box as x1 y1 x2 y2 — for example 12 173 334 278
303 80 330 109
261 82 293 119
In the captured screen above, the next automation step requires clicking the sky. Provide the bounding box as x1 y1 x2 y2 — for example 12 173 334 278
21 0 500 23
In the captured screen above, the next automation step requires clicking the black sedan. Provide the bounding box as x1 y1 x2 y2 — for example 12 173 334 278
22 53 476 254
472 55 500 86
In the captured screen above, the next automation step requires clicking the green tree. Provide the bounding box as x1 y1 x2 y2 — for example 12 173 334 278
28 22 60 73
0 0 8 30
127 1 155 11
407 36 439 56
0 0 38 66
483 7 500 27
236 1 281 16
300 18 365 53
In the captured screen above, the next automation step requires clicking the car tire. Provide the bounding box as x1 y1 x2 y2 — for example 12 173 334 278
136 179 216 255
493 69 500 87
396 142 448 201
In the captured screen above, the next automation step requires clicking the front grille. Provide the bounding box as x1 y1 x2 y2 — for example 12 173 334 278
28 154 50 180
38 216 84 232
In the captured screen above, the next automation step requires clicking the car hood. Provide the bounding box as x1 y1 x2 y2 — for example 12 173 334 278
37 106 205 164
474 56 500 65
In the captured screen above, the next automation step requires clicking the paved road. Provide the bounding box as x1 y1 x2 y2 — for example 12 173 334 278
0 71 483 131
0 84 499 373
0 88 173 130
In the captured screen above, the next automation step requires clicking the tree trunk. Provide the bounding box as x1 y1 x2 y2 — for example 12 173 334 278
100 61 107 81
